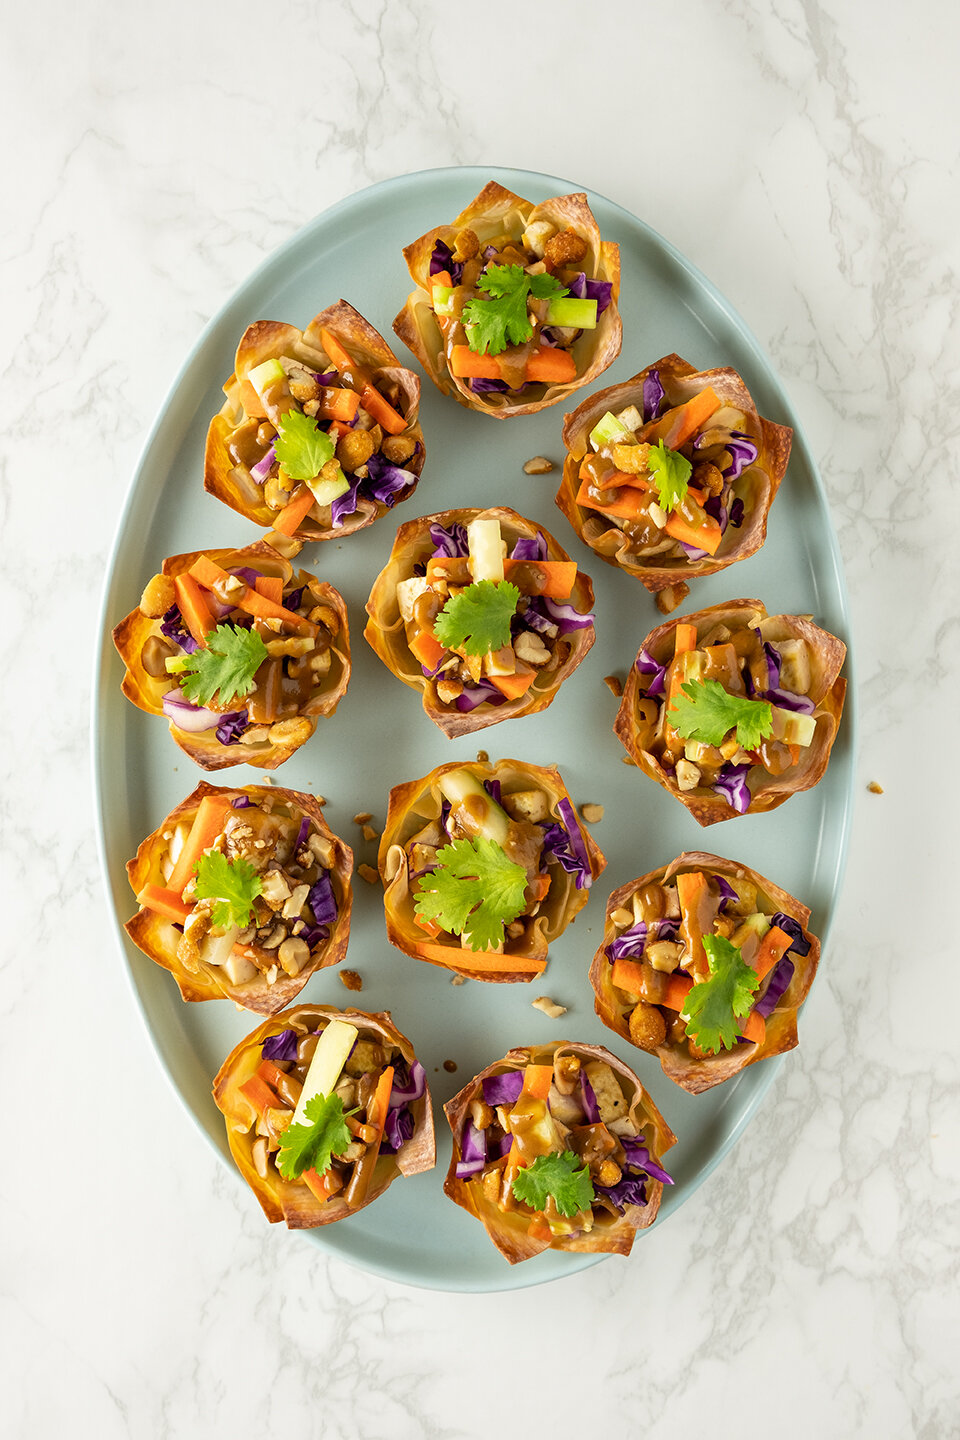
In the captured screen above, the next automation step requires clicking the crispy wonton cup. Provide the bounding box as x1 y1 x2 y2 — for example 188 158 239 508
205 300 424 540
113 540 350 771
589 852 820 1095
444 1042 676 1264
125 782 353 1013
393 181 621 418
557 354 792 592
614 599 846 825
364 506 595 738
213 1005 435 1228
379 758 605 983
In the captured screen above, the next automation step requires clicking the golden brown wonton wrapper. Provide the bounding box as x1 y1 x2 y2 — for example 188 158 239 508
557 354 792 592
213 1005 435 1228
589 852 820 1095
125 782 353 1013
204 300 424 540
113 540 350 770
364 506 595 738
614 599 846 825
393 181 621 417
378 758 605 983
444 1042 676 1264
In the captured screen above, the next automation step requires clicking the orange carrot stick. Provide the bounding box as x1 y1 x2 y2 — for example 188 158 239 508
319 327 354 374
502 558 577 598
449 345 500 379
525 347 576 384
752 925 794 982
187 556 316 637
254 575 283 606
674 623 698 655
271 484 317 536
166 795 233 896
413 940 545 975
136 883 192 924
488 668 536 701
315 388 360 423
359 383 408 435
739 1010 766 1045
302 1166 343 1202
172 573 216 647
611 956 647 997
643 387 721 448
408 626 446 671
239 1073 282 1117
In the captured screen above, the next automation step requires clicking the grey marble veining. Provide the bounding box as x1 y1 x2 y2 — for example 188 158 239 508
2 1 958 1436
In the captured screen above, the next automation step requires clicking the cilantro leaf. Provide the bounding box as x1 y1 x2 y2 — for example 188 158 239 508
273 408 336 480
177 623 268 707
511 1151 595 1218
681 933 760 1054
414 837 527 951
669 679 773 750
462 264 566 355
647 439 692 513
433 580 520 657
275 1092 353 1181
193 850 263 929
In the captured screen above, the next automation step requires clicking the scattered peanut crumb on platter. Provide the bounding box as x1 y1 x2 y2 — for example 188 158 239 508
361 823 379 841
339 969 363 992
522 455 554 474
622 755 636 766
868 781 884 794
532 996 567 1019
353 811 373 824
603 674 623 697
476 749 489 762
450 974 466 986
655 581 690 615
358 863 379 884
580 803 604 823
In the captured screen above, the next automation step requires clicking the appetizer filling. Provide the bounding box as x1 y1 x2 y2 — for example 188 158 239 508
408 766 593 959
456 1054 672 1242
239 1016 426 1209
136 793 340 988
575 368 754 561
604 866 812 1058
144 559 341 751
638 615 819 811
428 227 613 396
400 514 593 712
228 328 419 533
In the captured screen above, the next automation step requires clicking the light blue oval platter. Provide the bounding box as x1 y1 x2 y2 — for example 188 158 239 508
93 166 856 1293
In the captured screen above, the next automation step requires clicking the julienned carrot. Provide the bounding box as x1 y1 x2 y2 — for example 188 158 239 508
257 1058 295 1096
254 575 284 605
611 955 647 997
739 1010 766 1045
575 475 651 521
239 1072 282 1117
449 346 500 379
520 1064 554 1102
526 872 551 904
643 386 721 449
272 484 317 536
166 794 234 896
187 556 316 637
674 623 699 655
408 626 446 672
431 268 453 292
326 419 353 439
302 1166 343 1202
315 387 360 424
525 348 577 384
676 870 710 974
502 558 577 598
662 973 694 1011
527 1215 553 1242
489 668 536 701
413 912 442 939
359 383 407 435
366 1066 395 1139
319 327 354 374
752 925 794 982
414 940 545 975
173 573 216 647
664 505 723 557
136 883 192 924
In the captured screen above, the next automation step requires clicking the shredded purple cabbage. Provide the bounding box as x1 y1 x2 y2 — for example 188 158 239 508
295 818 310 850
597 1174 649 1211
620 1136 674 1186
298 922 328 950
636 647 667 697
753 958 796 1018
388 1059 427 1108
250 446 275 483
429 237 462 286
567 271 613 315
607 920 648 962
365 451 416 508
469 377 512 394
767 687 816 715
729 497 745 528
161 690 220 732
704 492 729 534
713 763 753 813
642 368 666 423
285 586 304 612
382 1106 415 1155
330 476 361 527
455 679 507 712
261 1029 299 1063
580 1070 600 1123
160 604 199 654
232 796 251 809
655 915 681 943
215 710 249 745
714 875 738 910
456 1120 487 1178
315 369 338 386
540 798 593 890
483 778 502 806
510 532 548 562
724 432 759 479
768 912 811 956
481 1071 524 1107
307 871 337 928
429 521 469 558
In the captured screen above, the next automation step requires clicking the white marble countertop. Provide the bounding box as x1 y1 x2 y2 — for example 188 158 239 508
3 1 958 1435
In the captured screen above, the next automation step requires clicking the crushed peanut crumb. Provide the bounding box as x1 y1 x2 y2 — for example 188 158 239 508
868 781 884 794
580 803 604 823
523 455 555 475
353 812 373 824
532 996 567 1019
603 674 623 697
476 749 489 762
655 581 691 615
622 755 636 766
361 823 379 842
339 969 363 992
450 974 466 986
358 863 380 884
